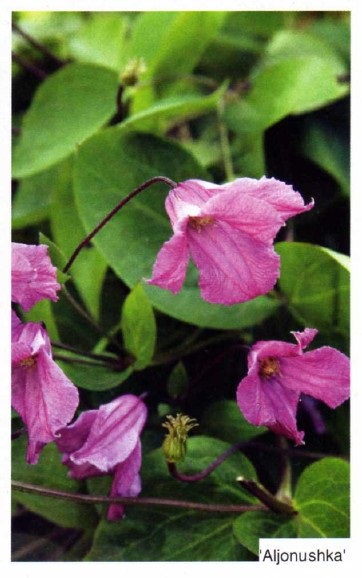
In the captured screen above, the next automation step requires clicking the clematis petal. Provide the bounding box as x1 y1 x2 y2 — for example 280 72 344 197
57 411 103 479
291 328 318 351
69 394 147 472
11 310 22 331
278 347 350 408
57 410 98 455
11 321 79 464
300 395 327 435
12 351 79 464
12 243 61 311
203 188 284 243
107 440 142 521
149 176 314 304
249 339 298 362
248 328 318 364
236 371 304 445
236 329 349 445
147 221 189 294
187 220 280 304
165 181 216 226
215 176 314 220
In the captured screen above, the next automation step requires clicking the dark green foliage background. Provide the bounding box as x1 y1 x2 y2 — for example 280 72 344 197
12 10 350 561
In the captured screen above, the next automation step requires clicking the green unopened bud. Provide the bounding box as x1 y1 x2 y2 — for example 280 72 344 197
120 57 146 87
162 413 198 463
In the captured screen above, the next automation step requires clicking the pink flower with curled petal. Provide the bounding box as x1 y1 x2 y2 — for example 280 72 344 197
56 394 147 520
11 311 79 464
147 177 313 305
12 242 61 311
236 328 350 445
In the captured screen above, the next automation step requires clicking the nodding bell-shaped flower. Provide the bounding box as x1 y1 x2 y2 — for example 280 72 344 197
56 394 148 521
147 177 313 305
11 311 79 464
12 242 61 311
236 328 350 445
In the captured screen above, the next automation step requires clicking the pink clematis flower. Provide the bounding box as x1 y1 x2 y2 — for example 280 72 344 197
12 242 61 311
236 328 350 445
56 394 147 520
147 177 313 305
11 311 79 464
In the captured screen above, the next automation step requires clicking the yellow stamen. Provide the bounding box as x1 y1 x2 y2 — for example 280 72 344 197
259 356 281 378
19 356 36 368
188 216 215 232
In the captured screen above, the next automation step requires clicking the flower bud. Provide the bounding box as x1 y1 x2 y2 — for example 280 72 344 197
120 57 146 87
162 413 198 463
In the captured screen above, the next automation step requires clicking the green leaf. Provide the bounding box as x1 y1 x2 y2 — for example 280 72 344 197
49 157 107 320
265 28 347 70
121 282 156 370
146 287 279 331
128 12 226 111
201 400 267 444
23 299 60 342
119 85 226 135
233 457 350 554
68 13 127 71
308 17 350 63
223 11 288 38
233 510 297 554
74 128 280 329
86 508 249 561
12 63 119 178
58 356 133 392
276 242 350 338
167 361 189 398
225 55 349 133
299 118 349 196
150 12 227 82
12 166 54 229
12 437 98 529
126 12 176 64
294 457 350 538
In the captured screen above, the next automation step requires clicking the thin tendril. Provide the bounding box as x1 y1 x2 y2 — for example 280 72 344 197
166 439 345 484
63 176 176 274
167 440 244 482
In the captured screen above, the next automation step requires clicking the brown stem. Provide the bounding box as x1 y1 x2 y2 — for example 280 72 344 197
51 341 128 369
12 51 46 79
53 354 118 369
12 480 267 514
51 340 119 362
11 428 26 440
237 477 297 515
12 21 66 67
63 176 177 274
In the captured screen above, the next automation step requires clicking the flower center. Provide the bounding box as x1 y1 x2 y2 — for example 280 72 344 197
188 215 215 232
19 355 37 368
258 356 280 378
